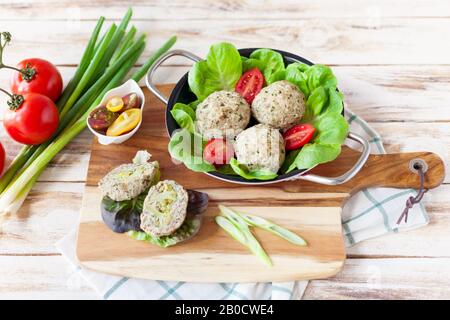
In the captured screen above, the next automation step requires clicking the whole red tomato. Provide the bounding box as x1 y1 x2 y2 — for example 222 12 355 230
10 58 63 102
0 142 5 176
3 93 59 145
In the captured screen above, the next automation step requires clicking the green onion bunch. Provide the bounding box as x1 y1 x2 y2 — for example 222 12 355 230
0 8 177 223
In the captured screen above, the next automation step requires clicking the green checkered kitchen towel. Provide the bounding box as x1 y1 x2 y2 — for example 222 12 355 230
56 109 429 299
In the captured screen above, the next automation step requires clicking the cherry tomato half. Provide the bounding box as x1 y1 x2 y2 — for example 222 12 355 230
106 96 124 112
235 67 264 104
88 105 119 131
122 92 141 111
0 142 5 176
106 108 141 137
203 138 235 166
3 93 59 145
283 124 316 151
10 58 63 102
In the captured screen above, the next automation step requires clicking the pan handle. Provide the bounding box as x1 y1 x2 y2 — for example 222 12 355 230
145 49 202 105
297 132 370 185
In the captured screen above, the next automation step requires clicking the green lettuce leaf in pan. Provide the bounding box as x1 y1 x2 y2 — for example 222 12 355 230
282 63 348 173
229 158 278 181
170 102 196 133
285 63 337 97
242 49 286 85
188 42 242 101
168 129 216 173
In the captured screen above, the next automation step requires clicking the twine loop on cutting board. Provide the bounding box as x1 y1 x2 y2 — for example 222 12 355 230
397 159 428 225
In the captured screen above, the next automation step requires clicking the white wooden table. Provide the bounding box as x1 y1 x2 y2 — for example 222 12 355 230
0 0 449 299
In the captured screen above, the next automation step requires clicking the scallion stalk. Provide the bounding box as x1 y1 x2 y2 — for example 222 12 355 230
59 23 117 119
0 40 145 211
59 36 145 131
132 35 177 82
111 25 137 64
56 16 105 111
89 9 132 86
0 146 33 192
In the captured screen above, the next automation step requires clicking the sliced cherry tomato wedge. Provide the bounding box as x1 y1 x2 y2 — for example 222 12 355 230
122 92 141 111
106 108 141 137
235 67 264 104
106 96 124 112
88 105 118 131
203 138 235 166
283 124 316 151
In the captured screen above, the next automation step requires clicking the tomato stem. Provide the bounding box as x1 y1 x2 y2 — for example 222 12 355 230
0 31 36 81
0 87 24 110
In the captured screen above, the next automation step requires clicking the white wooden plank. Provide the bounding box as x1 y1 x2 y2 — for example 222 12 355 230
0 255 98 299
1 255 450 300
0 182 84 254
304 258 450 299
0 127 92 182
2 0 450 20
1 65 450 122
1 18 450 66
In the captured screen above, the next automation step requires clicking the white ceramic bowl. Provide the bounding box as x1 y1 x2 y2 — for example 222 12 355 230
86 79 145 145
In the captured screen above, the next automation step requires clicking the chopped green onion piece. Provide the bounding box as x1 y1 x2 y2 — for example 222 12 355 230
216 208 272 267
237 212 307 246
215 216 248 246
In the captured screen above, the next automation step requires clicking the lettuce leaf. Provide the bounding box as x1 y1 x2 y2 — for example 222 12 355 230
188 42 242 101
286 63 337 97
281 62 349 173
229 158 278 180
284 143 342 172
170 103 196 133
168 129 216 173
128 216 202 248
242 49 286 84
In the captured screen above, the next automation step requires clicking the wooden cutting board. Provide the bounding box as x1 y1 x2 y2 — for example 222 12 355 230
76 85 445 283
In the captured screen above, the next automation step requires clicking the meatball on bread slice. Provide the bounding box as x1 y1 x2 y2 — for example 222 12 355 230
195 90 251 140
140 180 189 237
252 80 306 130
234 124 286 174
99 150 160 202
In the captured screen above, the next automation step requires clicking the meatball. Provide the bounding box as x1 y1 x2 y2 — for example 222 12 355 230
252 80 306 130
195 90 250 139
99 150 159 201
140 180 188 237
234 124 285 173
